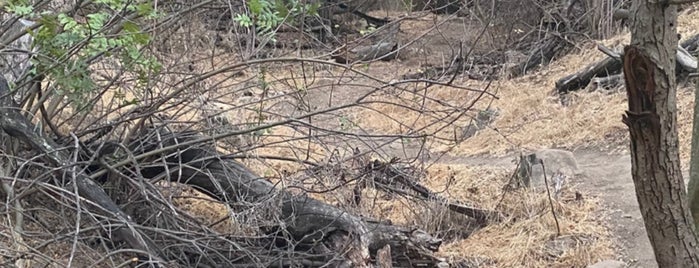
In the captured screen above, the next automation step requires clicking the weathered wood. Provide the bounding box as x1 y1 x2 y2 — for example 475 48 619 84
0 76 165 262
131 128 445 267
511 37 569 77
401 56 496 81
556 41 699 94
677 46 697 72
681 33 699 53
690 61 699 243
587 74 623 92
622 0 699 264
333 42 398 64
376 245 392 268
555 51 622 94
363 159 503 224
337 3 390 26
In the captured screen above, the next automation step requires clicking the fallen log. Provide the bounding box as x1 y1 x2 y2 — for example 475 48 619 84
678 45 697 72
555 40 699 94
555 48 623 94
127 127 446 267
0 73 449 267
401 56 498 81
332 42 398 64
363 158 504 224
681 33 699 53
587 74 624 92
510 36 570 77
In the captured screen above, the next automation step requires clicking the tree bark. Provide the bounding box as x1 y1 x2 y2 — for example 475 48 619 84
623 1 699 266
556 42 698 94
131 129 445 267
555 53 622 94
690 72 699 232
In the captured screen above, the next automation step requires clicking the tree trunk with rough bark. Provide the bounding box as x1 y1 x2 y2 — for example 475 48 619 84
623 1 699 266
690 73 699 230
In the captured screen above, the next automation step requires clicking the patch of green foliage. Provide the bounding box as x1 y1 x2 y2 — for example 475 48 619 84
234 0 320 42
3 0 162 109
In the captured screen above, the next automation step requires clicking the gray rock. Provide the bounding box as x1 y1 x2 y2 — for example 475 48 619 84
461 108 500 140
543 234 593 258
352 42 397 61
587 260 626 268
513 149 582 189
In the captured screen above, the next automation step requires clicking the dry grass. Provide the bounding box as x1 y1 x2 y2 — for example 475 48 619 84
150 10 634 267
448 9 698 163
258 161 613 267
425 164 613 267
353 10 699 167
11 6 699 268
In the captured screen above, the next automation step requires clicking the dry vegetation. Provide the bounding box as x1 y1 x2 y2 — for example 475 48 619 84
443 8 699 162
151 12 632 267
5 2 699 267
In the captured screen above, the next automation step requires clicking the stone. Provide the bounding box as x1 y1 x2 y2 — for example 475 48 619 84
513 149 582 189
543 234 592 258
587 260 626 268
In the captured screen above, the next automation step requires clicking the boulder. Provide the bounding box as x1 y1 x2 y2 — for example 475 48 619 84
513 149 582 189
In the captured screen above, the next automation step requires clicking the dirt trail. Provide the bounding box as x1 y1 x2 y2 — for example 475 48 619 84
574 151 657 268
439 150 658 268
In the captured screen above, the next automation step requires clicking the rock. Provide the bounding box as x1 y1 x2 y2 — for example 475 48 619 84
543 234 592 258
461 108 500 140
352 42 397 61
587 260 626 268
513 149 582 189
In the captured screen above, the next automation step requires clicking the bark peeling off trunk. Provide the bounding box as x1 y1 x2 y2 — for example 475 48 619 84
622 1 699 265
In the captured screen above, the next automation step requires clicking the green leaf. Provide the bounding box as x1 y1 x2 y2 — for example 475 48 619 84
135 2 154 16
86 13 107 30
8 4 33 16
122 21 140 33
307 3 320 15
275 0 288 18
248 0 263 15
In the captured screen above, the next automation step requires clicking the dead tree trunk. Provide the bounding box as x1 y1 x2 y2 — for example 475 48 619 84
510 36 569 77
555 52 622 93
622 1 699 266
0 76 165 262
131 128 446 267
0 74 449 267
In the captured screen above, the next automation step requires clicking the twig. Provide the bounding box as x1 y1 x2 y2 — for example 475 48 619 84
540 159 561 236
0 160 30 268
67 133 82 268
495 154 522 210
597 44 622 61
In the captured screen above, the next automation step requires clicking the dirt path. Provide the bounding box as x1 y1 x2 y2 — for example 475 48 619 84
574 151 656 267
439 150 658 267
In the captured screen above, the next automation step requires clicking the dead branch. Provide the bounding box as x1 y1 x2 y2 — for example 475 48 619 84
0 76 165 262
362 159 504 224
115 127 446 267
555 47 623 94
555 38 699 94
